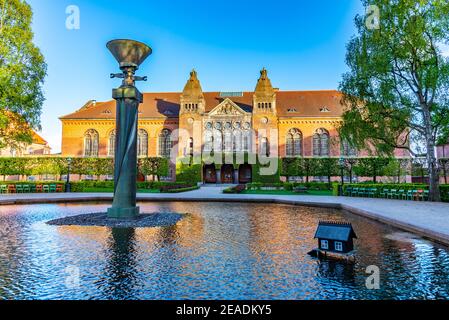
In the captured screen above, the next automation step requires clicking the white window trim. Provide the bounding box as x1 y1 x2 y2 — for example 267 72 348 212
335 241 343 252
321 240 329 250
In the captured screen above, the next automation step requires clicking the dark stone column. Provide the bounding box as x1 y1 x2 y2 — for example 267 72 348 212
107 87 142 218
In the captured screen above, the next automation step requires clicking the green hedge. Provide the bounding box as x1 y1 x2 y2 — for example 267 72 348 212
176 160 202 184
0 157 168 177
246 182 333 191
162 186 200 193
342 183 428 194
223 185 246 194
441 185 449 202
280 157 407 182
252 158 281 184
0 181 65 186
70 181 194 193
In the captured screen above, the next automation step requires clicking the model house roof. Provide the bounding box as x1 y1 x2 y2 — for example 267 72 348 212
314 221 357 242
59 90 345 120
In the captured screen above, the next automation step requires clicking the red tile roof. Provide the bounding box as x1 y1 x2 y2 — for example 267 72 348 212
32 131 48 145
60 90 344 120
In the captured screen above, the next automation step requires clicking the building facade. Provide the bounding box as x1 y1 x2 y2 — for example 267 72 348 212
0 131 52 157
60 69 410 183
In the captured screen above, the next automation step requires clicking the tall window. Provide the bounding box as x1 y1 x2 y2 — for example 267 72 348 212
213 129 223 152
313 128 329 157
342 139 357 157
108 130 116 157
84 129 99 157
223 131 233 152
204 130 213 152
260 137 269 157
243 131 251 152
137 129 148 157
286 128 302 157
158 129 172 158
233 130 242 152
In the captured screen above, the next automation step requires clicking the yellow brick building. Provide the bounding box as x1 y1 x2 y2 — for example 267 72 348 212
60 69 409 183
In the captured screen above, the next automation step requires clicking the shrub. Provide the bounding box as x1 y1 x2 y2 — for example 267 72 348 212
159 183 196 193
223 185 246 194
440 185 449 202
252 159 281 184
176 161 202 184
162 186 200 193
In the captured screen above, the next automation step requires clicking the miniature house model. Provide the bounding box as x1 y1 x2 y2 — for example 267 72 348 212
314 221 357 254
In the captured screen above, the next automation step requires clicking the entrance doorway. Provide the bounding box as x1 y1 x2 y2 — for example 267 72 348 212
221 165 234 184
203 165 217 184
239 164 252 184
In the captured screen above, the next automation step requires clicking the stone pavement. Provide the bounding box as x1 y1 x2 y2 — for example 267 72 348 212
1 187 449 245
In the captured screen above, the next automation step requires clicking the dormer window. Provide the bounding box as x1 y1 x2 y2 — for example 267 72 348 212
287 108 297 113
320 106 330 113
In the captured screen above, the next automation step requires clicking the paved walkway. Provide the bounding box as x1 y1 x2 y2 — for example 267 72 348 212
2 187 449 246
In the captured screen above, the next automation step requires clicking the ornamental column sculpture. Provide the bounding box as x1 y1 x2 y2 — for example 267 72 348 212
106 39 152 219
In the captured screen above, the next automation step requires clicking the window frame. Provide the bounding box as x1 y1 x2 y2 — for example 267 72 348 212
335 241 343 252
321 240 329 250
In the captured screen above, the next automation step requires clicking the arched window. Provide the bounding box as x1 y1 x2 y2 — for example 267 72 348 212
108 130 116 157
158 129 172 158
213 129 223 152
313 128 330 157
204 130 213 152
84 129 99 157
260 137 269 157
342 139 357 157
137 129 148 157
243 131 251 152
286 128 302 157
233 130 242 152
223 131 233 152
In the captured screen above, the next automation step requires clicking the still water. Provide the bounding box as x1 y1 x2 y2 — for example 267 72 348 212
0 201 449 300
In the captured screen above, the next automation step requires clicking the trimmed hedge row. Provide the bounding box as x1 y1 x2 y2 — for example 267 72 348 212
0 181 65 187
281 157 409 183
0 157 169 177
244 182 334 192
162 186 200 193
70 181 196 193
342 183 428 194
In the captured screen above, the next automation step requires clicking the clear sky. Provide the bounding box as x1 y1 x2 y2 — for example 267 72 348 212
27 0 364 153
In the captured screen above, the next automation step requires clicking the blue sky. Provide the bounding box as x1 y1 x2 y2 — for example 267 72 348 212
28 0 364 153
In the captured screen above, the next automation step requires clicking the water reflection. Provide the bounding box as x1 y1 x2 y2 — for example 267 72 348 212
0 202 449 300
103 228 137 300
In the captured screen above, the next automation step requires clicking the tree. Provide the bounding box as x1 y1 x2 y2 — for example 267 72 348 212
281 158 299 181
316 158 339 186
353 158 391 183
339 0 449 201
299 158 314 183
0 0 46 149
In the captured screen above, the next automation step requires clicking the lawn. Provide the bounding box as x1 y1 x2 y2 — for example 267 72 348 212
242 189 333 196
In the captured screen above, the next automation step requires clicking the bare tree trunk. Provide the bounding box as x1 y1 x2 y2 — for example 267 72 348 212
423 108 441 201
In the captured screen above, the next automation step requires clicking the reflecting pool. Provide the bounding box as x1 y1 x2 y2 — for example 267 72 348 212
0 202 449 300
